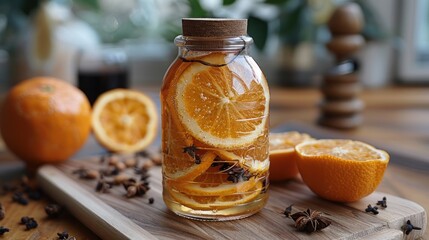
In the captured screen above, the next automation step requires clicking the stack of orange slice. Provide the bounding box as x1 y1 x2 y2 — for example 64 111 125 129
162 53 270 209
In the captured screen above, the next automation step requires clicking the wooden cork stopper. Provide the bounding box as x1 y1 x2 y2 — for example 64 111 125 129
182 18 247 37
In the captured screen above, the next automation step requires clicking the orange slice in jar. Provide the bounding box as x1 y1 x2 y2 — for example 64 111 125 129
171 163 258 197
162 105 216 181
172 53 270 149
169 181 263 210
163 145 216 181
91 89 157 153
215 148 270 175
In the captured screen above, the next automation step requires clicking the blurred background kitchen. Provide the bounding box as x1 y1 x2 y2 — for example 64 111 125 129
1 0 428 93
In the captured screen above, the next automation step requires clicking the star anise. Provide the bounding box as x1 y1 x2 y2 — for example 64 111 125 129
291 209 331 233
123 178 150 198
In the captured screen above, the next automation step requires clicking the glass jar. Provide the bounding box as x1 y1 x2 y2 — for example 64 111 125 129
161 18 270 221
77 45 129 105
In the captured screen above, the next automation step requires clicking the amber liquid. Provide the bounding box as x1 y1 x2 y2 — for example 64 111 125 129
161 52 269 221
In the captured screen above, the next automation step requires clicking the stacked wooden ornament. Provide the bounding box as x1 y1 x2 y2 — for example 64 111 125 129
319 3 365 129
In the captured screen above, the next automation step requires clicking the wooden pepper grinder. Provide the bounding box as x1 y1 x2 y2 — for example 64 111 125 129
318 3 365 129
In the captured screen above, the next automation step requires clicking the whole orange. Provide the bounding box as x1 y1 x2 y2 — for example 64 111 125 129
0 77 91 166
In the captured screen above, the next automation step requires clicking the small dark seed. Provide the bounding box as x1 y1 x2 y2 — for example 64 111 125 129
12 192 28 205
0 226 10 235
25 219 38 230
45 204 62 218
57 231 69 240
0 203 5 220
20 216 30 224
20 217 37 230
27 190 43 200
148 197 154 204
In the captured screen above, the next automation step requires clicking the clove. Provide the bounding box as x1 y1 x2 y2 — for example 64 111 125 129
12 192 28 205
95 178 112 193
226 166 253 183
0 203 4 220
376 196 387 208
20 216 38 230
0 226 9 235
365 204 379 215
45 204 63 218
282 204 293 218
57 231 69 240
183 145 200 164
402 220 422 235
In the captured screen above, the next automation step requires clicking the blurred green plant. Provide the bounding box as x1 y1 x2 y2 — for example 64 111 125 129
0 0 386 49
183 0 387 51
0 0 42 48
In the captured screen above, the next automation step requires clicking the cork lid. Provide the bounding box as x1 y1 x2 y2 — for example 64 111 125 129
182 18 247 37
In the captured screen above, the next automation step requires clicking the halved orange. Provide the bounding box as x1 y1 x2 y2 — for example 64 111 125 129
269 132 314 181
171 164 258 197
91 89 157 153
172 53 270 149
170 181 263 210
295 139 389 202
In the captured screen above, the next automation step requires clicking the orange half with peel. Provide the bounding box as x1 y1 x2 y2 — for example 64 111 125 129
269 132 314 181
295 139 389 202
91 89 158 153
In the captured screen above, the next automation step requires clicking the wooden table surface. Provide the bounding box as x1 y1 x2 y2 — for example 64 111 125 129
1 86 428 239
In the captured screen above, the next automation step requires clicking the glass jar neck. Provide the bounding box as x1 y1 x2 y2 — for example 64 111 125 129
175 35 253 56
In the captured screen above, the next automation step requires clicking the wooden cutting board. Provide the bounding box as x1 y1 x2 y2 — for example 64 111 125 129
36 155 427 240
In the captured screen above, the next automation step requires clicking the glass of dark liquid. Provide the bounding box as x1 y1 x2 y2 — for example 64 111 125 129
77 45 129 105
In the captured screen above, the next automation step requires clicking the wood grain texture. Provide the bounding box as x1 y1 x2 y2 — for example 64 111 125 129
0 183 99 240
37 156 427 240
37 166 157 240
2 86 429 239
